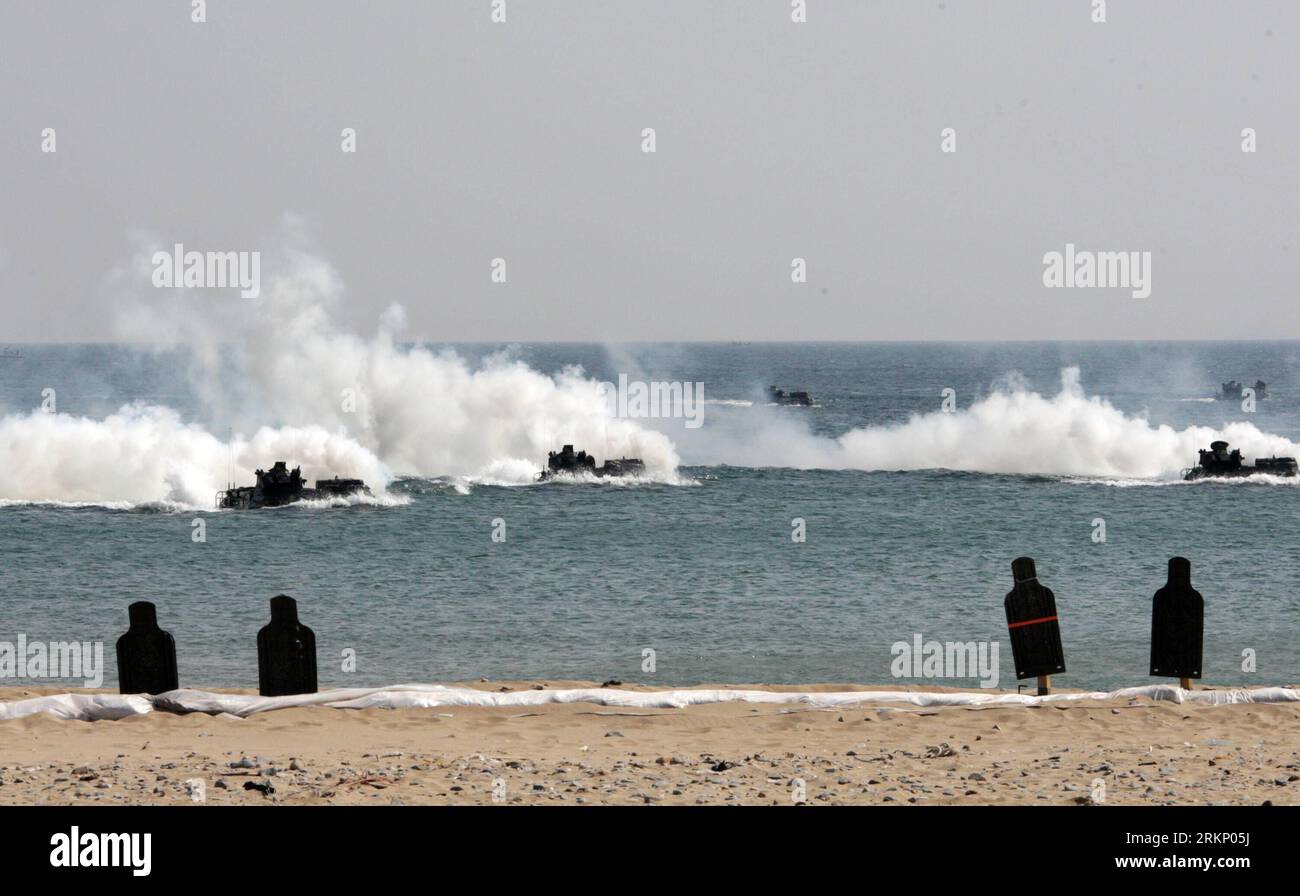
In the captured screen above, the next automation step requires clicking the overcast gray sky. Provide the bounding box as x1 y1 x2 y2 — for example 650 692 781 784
1 1 1296 342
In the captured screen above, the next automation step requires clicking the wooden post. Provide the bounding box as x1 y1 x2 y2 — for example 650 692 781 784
1179 677 1193 690
1037 675 1051 696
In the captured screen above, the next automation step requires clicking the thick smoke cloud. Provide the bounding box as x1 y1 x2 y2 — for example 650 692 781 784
1 223 1294 507
0 222 681 506
670 368 1299 480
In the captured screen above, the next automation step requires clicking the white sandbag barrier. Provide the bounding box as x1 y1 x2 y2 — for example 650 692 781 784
1 682 1298 723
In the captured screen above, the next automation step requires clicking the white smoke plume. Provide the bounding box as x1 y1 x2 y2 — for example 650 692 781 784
675 368 1300 480
0 404 389 507
836 368 1297 478
2 217 1293 506
134 225 681 482
0 219 680 506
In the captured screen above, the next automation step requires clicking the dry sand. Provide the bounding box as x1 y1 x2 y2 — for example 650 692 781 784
2 682 1298 806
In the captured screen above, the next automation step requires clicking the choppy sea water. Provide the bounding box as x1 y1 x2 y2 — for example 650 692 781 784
2 341 1299 691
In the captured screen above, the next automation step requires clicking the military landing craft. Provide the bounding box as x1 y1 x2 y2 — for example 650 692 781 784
1183 441 1297 481
217 461 369 509
537 444 645 481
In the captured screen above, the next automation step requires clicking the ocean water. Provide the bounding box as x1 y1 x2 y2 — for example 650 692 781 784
2 341 1299 692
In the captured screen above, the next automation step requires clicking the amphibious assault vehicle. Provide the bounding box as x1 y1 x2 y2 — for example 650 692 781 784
217 461 369 509
537 444 646 481
1183 441 1297 481
1220 380 1267 401
767 386 814 406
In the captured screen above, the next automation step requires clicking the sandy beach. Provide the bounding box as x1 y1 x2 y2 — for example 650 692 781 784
2 682 1298 806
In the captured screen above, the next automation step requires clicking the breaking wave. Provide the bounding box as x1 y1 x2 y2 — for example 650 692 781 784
279 491 412 510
